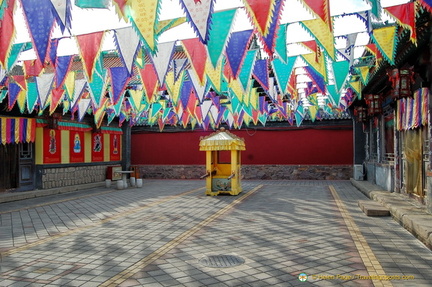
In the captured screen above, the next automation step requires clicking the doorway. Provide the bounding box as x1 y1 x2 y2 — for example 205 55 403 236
0 142 35 192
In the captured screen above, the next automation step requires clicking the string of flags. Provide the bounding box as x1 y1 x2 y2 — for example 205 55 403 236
0 0 430 131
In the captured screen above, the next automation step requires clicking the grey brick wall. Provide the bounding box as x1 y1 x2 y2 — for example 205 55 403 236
135 165 353 180
41 166 106 189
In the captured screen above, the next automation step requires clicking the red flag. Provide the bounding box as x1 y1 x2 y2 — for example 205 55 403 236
0 0 16 68
139 64 159 103
242 0 277 36
385 2 417 44
300 0 332 31
182 38 208 85
76 31 105 82
23 59 44 77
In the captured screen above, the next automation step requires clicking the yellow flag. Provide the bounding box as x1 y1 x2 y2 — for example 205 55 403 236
372 26 397 65
129 0 160 52
301 17 335 60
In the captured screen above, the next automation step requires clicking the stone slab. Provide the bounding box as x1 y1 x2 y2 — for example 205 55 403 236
358 200 390 217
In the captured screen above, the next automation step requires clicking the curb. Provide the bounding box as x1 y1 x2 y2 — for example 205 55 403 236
350 178 432 250
0 182 106 204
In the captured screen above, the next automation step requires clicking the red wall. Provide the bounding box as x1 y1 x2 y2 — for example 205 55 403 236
131 127 353 165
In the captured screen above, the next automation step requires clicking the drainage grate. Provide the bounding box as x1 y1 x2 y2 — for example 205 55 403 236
199 254 245 268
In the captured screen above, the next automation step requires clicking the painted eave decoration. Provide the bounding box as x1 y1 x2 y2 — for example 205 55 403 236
0 0 430 131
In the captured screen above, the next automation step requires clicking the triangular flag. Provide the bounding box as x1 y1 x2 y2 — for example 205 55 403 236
304 66 326 93
70 79 87 109
188 70 208 103
173 58 188 82
205 59 223 92
253 59 269 90
242 0 277 36
114 27 141 76
299 0 331 30
129 0 160 53
77 98 91 121
26 82 39 113
35 72 55 109
238 50 258 92
76 31 105 82
128 89 145 112
356 66 371 85
182 37 208 85
16 89 27 113
21 0 55 63
385 2 417 44
300 17 335 60
206 8 237 68
332 60 350 92
7 43 27 71
149 41 176 84
139 63 159 103
355 11 373 34
274 23 288 63
109 66 130 105
55 55 73 88
259 0 285 57
271 56 296 95
49 87 65 115
301 48 328 83
88 58 108 108
371 25 398 65
7 82 21 111
23 58 44 77
0 1 16 69
112 0 128 21
367 0 382 20
64 71 76 100
179 0 214 43
93 97 108 128
326 85 340 107
49 0 72 33
294 102 305 127
12 75 27 91
307 92 319 122
225 29 254 79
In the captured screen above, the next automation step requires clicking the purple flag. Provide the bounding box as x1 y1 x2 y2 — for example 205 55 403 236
253 59 269 90
8 82 21 110
21 0 55 63
225 29 254 79
260 0 284 57
55 55 73 88
109 66 130 105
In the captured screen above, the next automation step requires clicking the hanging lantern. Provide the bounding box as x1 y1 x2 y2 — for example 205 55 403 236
354 106 367 122
388 68 400 99
399 67 414 98
365 94 382 115
388 66 414 99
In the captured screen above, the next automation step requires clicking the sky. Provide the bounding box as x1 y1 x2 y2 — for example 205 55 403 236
14 0 409 61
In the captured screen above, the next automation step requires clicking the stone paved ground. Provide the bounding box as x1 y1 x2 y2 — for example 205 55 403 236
0 180 431 286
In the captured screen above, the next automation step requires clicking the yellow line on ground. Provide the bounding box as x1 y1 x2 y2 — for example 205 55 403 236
1 187 205 258
0 189 119 215
100 185 264 287
329 185 393 287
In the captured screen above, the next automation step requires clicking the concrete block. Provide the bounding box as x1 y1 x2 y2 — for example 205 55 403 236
358 200 390 217
402 214 432 243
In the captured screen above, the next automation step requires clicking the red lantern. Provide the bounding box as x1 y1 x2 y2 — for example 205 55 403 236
388 66 414 99
399 67 414 97
354 106 367 122
365 94 382 115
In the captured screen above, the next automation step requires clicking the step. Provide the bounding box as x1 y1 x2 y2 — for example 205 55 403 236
358 200 391 217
